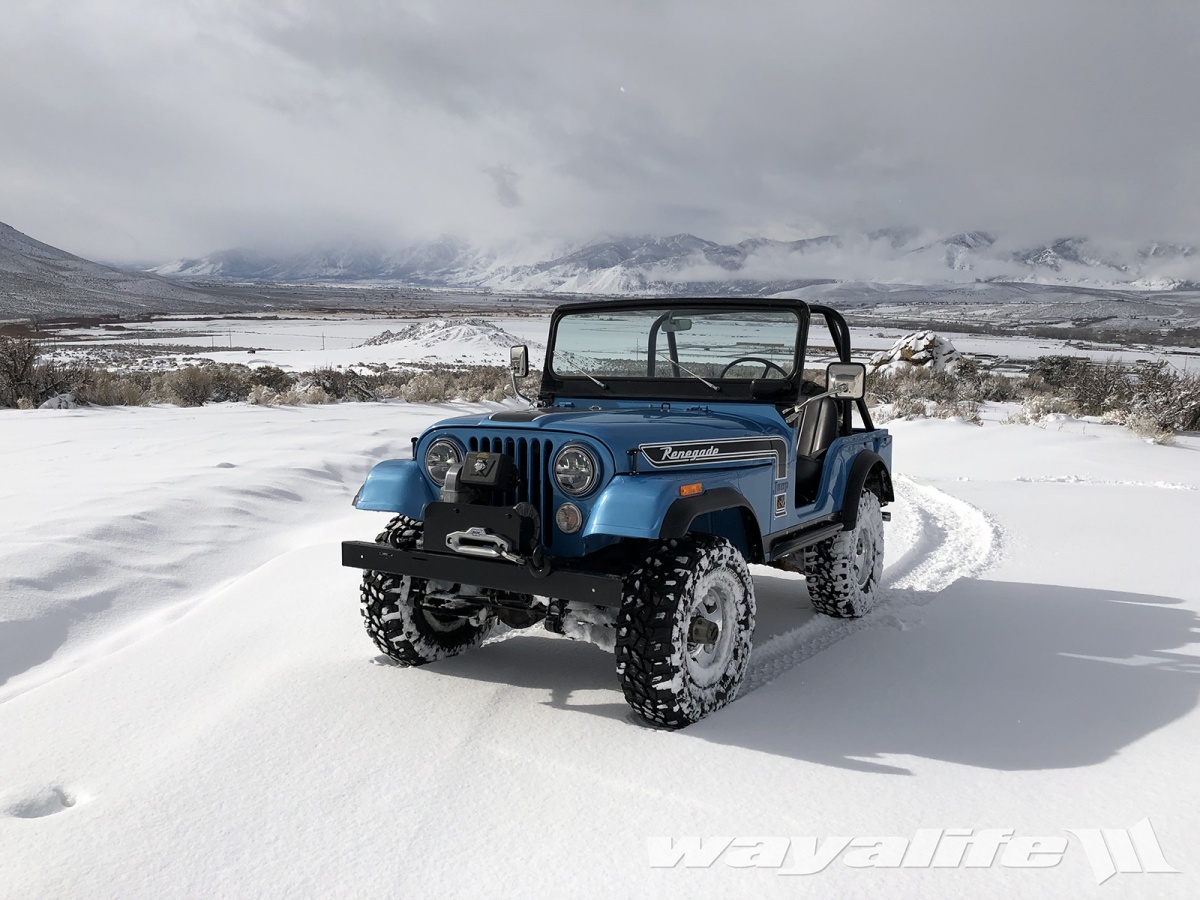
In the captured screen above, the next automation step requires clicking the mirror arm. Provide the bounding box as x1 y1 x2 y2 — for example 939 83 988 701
510 371 532 405
785 388 835 445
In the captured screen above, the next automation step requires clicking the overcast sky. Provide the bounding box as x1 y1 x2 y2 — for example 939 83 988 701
2 0 1198 262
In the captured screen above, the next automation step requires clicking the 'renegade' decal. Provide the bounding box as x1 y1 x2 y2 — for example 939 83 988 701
637 436 789 479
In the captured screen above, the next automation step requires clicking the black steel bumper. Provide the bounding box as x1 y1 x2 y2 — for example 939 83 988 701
341 541 625 607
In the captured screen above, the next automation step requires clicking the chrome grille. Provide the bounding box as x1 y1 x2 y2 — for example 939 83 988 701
466 435 556 547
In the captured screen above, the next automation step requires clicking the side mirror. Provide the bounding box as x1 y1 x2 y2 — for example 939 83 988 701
510 345 529 379
826 362 866 400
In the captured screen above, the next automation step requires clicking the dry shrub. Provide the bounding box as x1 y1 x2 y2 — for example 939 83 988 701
1127 414 1176 445
931 399 982 425
1004 395 1078 425
75 370 150 406
247 384 277 405
160 367 214 406
310 366 373 401
275 385 331 405
373 384 404 400
0 336 39 407
206 365 252 403
402 373 449 402
0 336 91 407
249 366 294 392
1128 360 1200 433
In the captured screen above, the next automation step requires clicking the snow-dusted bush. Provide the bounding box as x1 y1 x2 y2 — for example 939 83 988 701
932 400 982 425
275 384 332 405
0 336 38 407
401 372 450 402
1128 360 1200 433
373 384 405 400
206 365 252 403
248 366 294 393
1065 360 1131 417
1127 414 1176 445
0 336 89 408
874 396 929 423
1004 395 1078 425
246 384 277 405
1028 355 1091 388
309 366 373 402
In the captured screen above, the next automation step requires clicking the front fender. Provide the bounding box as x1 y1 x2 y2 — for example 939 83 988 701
353 459 435 518
584 475 756 541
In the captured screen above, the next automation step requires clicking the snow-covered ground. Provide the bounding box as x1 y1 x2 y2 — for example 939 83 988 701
2 396 1198 897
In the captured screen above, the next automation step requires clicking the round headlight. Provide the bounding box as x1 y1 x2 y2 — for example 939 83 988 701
424 438 461 485
554 445 598 496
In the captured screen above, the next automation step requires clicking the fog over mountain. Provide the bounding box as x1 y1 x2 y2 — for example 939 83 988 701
153 230 1200 295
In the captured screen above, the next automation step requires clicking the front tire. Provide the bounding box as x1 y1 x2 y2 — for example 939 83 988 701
360 515 494 666
803 490 885 617
616 534 756 729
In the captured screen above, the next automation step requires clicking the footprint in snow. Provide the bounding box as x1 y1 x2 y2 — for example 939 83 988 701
5 786 80 819
215 462 236 468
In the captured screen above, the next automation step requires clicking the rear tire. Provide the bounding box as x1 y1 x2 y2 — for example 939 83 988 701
616 534 756 729
803 490 885 618
360 515 494 666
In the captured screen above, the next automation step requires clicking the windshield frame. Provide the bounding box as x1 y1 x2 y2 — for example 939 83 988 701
540 298 814 404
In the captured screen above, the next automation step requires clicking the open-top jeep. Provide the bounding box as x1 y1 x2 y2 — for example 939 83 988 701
342 298 893 728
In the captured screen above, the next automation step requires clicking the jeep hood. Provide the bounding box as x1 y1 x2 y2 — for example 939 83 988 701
427 405 789 450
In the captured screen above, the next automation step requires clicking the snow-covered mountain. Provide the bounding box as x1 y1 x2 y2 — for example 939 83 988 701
152 230 1200 295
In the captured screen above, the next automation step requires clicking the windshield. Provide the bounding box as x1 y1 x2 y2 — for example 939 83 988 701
550 307 801 382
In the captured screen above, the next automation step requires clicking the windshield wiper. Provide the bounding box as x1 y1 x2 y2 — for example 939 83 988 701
655 350 720 392
555 352 608 389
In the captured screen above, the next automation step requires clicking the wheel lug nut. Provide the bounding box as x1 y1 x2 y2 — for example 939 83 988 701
689 617 720 645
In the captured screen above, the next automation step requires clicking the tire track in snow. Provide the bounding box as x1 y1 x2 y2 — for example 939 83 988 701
740 476 1003 696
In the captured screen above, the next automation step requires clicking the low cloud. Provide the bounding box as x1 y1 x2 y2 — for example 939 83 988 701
2 1 1198 261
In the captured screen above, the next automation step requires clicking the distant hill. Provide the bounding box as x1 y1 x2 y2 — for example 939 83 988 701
0 221 237 320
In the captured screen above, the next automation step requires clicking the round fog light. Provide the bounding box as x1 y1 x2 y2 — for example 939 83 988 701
555 502 583 534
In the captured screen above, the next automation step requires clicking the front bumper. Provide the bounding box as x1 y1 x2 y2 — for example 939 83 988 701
341 541 625 607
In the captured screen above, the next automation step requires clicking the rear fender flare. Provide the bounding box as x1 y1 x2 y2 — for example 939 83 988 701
841 451 893 529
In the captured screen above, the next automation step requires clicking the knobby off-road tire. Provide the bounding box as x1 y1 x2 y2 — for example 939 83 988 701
616 534 756 729
803 490 885 618
360 514 493 666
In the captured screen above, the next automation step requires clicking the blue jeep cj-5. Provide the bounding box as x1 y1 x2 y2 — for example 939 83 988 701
342 298 893 727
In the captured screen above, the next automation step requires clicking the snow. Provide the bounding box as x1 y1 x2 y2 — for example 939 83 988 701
869 330 962 374
3 396 1200 895
46 314 552 372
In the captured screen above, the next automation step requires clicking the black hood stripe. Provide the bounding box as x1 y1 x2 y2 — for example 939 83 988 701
638 436 788 479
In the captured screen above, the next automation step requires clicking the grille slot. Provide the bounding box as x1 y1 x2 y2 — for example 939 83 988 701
466 435 555 547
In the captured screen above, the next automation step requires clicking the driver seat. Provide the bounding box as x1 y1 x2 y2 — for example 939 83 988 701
793 397 838 505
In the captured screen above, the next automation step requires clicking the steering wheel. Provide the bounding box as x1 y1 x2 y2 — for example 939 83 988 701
720 356 789 379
